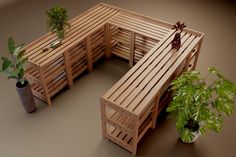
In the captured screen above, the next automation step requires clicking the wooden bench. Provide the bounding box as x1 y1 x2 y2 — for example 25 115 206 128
100 4 204 155
24 4 120 105
23 3 204 155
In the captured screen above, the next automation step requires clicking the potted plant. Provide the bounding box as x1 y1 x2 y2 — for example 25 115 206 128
166 67 236 143
171 21 187 50
0 37 36 113
46 6 70 49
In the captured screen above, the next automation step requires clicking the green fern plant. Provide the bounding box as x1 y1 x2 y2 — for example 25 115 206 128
167 67 236 143
47 6 70 39
0 37 28 85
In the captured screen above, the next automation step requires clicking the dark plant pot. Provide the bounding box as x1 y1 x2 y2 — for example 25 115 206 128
16 81 36 113
172 33 181 50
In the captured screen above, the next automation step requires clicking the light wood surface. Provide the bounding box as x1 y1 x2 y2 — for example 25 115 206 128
23 3 204 155
100 3 203 154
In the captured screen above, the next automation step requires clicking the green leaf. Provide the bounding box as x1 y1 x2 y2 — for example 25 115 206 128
208 67 223 78
13 47 22 56
47 6 69 39
17 57 28 69
17 50 26 61
8 37 16 54
180 128 194 143
167 67 236 139
8 75 17 79
1 57 12 71
199 126 206 135
18 68 25 80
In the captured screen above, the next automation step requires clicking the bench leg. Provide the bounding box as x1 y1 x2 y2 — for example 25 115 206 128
151 95 160 129
132 119 139 155
100 101 106 139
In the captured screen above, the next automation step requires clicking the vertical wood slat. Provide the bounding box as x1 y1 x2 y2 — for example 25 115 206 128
105 23 112 58
132 119 139 155
64 51 73 88
129 32 135 67
183 53 192 72
192 37 204 70
38 66 51 106
151 94 160 129
100 98 106 139
86 36 93 72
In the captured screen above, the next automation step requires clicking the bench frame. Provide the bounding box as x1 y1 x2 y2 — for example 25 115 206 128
23 3 204 155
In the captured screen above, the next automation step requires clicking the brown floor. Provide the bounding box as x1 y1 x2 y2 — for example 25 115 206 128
0 0 236 157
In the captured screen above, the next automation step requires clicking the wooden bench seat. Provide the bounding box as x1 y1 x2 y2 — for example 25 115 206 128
24 4 120 105
23 3 204 155
101 27 203 154
25 5 119 66
99 4 204 155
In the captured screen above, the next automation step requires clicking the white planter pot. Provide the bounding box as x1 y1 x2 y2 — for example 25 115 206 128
179 130 200 143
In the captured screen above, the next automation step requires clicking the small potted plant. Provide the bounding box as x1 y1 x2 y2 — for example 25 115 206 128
0 37 36 113
166 67 236 143
47 6 70 49
171 21 187 50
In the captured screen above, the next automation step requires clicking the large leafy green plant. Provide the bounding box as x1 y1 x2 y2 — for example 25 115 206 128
47 6 70 39
0 37 28 85
167 67 236 143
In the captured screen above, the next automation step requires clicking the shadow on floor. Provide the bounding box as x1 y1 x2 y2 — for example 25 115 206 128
165 140 202 157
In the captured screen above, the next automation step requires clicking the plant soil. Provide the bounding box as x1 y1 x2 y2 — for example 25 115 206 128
16 80 28 88
184 118 199 132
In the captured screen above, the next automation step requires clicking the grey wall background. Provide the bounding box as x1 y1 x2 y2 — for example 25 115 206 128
0 0 236 157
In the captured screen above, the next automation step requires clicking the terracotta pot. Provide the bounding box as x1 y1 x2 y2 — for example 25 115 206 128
16 80 36 113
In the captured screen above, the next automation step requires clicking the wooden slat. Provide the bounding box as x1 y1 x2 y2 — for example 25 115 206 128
64 51 73 88
69 41 86 58
103 30 175 99
118 33 191 110
100 3 173 31
92 36 105 50
129 32 135 67
126 34 196 113
109 20 163 41
71 57 87 70
23 3 103 52
107 31 178 101
71 50 86 65
25 5 104 59
33 6 109 63
40 8 120 66
93 49 105 63
134 35 202 116
119 13 169 34
86 36 93 72
112 44 130 60
72 65 88 79
45 66 65 84
49 81 68 97
101 3 204 36
106 130 133 152
115 14 167 37
38 67 51 106
192 37 204 70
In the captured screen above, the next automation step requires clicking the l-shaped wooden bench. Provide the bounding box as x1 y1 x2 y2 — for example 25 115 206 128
23 3 204 155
